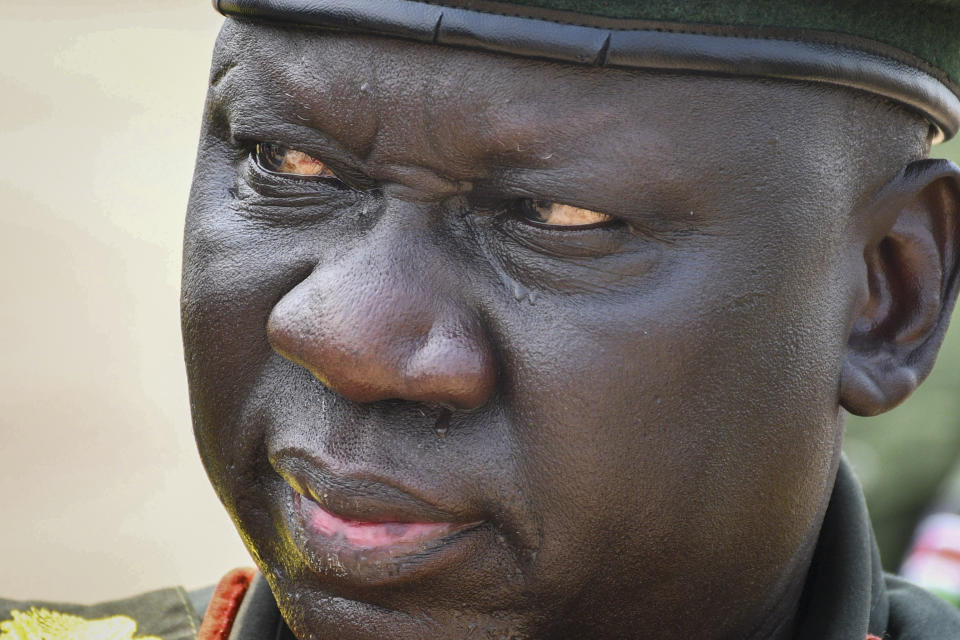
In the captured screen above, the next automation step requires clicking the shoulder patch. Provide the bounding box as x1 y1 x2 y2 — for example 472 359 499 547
0 607 162 640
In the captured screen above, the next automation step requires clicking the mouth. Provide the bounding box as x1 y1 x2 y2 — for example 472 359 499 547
274 453 486 583
295 491 481 551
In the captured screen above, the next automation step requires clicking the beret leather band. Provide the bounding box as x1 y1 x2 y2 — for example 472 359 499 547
213 0 960 142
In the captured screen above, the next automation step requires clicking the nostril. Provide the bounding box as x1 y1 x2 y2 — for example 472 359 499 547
434 408 452 438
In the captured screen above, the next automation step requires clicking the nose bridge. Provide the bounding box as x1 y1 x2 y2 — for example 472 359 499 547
266 203 496 411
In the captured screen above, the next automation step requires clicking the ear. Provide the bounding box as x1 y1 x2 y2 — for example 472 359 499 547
840 159 960 417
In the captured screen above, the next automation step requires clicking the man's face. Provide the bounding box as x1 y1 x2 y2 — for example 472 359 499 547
183 21 883 640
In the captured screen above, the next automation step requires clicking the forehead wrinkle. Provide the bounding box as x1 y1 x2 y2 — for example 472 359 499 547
209 19 246 80
425 64 646 174
358 65 592 182
207 20 255 112
342 35 610 178
287 28 382 157
322 51 494 183
355 51 478 179
217 23 382 158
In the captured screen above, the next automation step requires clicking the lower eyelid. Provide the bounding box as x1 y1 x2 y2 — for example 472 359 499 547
498 216 633 258
521 217 619 231
230 186 363 227
468 219 658 296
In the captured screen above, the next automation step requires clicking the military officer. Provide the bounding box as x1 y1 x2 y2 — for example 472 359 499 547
8 0 960 638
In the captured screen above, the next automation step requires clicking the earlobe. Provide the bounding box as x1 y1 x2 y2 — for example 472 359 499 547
840 159 960 417
840 354 919 417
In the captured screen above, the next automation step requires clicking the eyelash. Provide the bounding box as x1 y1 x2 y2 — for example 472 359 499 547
249 143 346 187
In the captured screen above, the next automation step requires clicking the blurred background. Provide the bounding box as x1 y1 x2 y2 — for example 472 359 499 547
0 1 250 601
1 0 958 603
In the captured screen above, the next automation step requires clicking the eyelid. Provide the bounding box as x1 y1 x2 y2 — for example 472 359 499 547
248 142 379 191
240 153 348 204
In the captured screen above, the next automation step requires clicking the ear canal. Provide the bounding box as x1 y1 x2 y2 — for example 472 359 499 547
840 159 960 417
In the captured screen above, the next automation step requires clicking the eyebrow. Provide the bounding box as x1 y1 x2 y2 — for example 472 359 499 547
210 63 370 156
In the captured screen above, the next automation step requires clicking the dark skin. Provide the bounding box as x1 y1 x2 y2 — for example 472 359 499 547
183 19 960 640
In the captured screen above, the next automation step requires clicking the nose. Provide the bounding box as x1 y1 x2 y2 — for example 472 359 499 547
266 214 496 411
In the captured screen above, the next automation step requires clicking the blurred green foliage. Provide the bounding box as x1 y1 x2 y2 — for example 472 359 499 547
844 136 960 569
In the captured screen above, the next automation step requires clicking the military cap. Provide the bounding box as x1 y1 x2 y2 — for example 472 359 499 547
212 0 960 141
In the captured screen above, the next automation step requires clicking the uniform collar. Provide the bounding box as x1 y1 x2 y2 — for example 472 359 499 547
792 458 888 640
226 573 291 640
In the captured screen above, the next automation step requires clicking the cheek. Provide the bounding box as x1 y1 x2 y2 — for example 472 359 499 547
500 240 846 601
182 183 317 495
182 220 293 410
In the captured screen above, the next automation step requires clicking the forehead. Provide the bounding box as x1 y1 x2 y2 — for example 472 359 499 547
210 20 867 178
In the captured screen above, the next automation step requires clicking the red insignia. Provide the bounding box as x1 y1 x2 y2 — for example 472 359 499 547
197 567 257 640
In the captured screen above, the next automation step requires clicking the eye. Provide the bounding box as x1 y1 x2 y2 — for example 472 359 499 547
518 200 614 229
254 143 338 179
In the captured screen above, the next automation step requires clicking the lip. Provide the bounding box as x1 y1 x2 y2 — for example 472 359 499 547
295 492 477 549
273 453 486 583
275 453 470 523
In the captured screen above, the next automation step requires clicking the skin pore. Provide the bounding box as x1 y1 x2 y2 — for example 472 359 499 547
182 19 954 640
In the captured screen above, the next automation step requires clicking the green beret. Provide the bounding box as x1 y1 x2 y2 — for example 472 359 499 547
213 0 960 141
